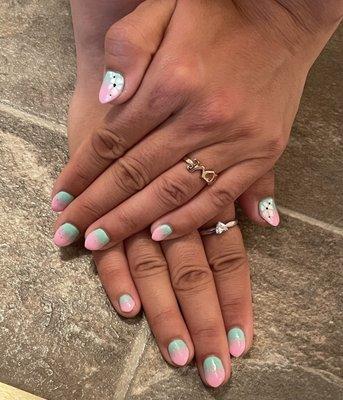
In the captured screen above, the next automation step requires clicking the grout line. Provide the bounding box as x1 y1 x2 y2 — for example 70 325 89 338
278 206 343 237
114 322 150 400
0 101 67 135
1 102 342 238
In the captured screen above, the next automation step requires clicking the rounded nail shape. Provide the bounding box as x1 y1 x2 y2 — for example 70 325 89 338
119 294 135 313
203 356 225 388
228 327 246 358
99 71 124 104
151 224 173 241
168 339 189 366
51 191 74 212
259 197 280 226
85 228 110 250
53 223 79 247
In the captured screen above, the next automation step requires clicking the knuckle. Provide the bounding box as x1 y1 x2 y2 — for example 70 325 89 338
191 325 220 341
131 253 167 279
91 127 128 161
187 93 234 132
155 175 191 208
264 134 287 158
210 187 236 210
113 156 150 194
116 208 140 234
72 158 92 187
150 307 180 328
209 244 248 275
78 196 103 221
172 263 212 293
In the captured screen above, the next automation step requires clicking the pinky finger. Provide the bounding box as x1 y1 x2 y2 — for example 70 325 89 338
237 169 280 227
93 243 141 317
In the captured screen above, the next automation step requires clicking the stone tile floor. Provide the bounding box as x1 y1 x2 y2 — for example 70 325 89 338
0 1 342 399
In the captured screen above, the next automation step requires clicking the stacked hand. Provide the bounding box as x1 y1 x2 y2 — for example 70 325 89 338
53 0 342 388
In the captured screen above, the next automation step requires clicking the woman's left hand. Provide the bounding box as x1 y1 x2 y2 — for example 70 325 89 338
51 0 340 249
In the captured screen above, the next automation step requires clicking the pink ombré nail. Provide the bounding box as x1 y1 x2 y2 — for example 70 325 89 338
85 228 110 250
99 71 124 104
168 339 189 366
151 224 173 241
119 294 135 313
53 223 79 247
203 356 225 388
259 197 280 226
51 191 74 212
228 327 246 358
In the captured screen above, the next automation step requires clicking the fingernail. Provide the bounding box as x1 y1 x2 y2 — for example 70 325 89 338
53 223 79 247
203 356 225 388
85 228 110 250
151 224 173 241
99 71 124 104
168 339 189 366
51 191 74 212
259 197 280 226
119 294 135 313
228 327 246 358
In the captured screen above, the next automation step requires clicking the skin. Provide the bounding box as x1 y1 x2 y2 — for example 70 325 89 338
52 0 342 251
65 0 269 386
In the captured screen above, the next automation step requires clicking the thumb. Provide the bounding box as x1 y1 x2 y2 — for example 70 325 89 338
99 0 176 104
237 170 280 227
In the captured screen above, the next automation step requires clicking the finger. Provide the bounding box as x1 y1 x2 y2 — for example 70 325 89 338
100 0 176 104
201 205 253 358
125 230 193 367
73 147 269 249
150 158 271 241
238 169 280 227
162 232 230 387
94 243 141 317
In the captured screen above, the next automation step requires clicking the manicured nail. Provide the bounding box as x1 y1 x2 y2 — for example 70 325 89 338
85 228 110 250
53 223 79 247
228 327 246 358
99 71 124 103
168 339 189 366
119 294 135 313
51 191 74 212
151 224 173 241
203 356 225 388
259 197 280 226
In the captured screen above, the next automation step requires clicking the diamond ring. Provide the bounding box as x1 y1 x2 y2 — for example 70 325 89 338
200 220 238 236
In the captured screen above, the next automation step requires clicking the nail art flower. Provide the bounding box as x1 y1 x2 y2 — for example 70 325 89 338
259 197 280 226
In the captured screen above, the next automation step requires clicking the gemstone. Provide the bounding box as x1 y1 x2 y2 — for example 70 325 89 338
216 222 228 234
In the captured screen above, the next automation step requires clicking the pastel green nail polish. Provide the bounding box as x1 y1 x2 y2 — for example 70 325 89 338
85 228 110 250
228 327 246 357
259 197 280 226
53 223 79 247
168 339 189 366
51 191 74 212
151 224 173 241
119 294 135 313
203 356 225 387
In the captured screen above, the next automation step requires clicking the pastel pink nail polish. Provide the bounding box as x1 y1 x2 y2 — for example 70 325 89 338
85 229 110 250
119 294 135 313
259 197 280 226
168 339 189 366
99 71 124 103
51 191 74 212
53 223 79 247
228 327 246 358
203 356 225 388
151 224 173 241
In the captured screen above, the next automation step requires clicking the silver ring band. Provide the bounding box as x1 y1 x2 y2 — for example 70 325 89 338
200 220 238 236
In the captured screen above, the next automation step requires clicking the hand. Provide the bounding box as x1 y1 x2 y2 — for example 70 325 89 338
50 0 337 248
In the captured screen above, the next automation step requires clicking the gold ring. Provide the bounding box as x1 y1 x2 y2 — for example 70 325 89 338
184 158 218 185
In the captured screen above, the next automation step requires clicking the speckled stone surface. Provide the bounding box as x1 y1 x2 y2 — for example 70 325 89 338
0 1 342 399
